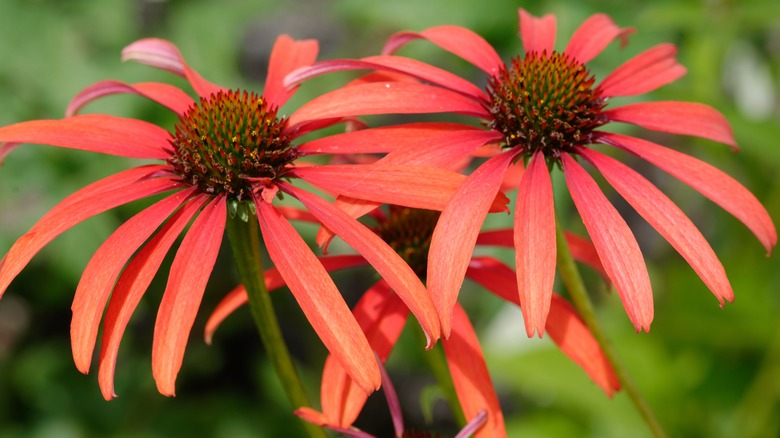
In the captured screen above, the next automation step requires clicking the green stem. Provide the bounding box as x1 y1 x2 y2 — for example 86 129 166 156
555 221 667 438
225 201 326 438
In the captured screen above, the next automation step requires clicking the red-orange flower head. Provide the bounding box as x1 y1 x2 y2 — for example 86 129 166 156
375 206 439 279
169 90 297 200
486 52 607 159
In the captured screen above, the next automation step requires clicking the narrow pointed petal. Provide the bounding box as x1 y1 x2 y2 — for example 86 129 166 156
265 35 318 108
565 14 632 64
428 150 519 337
604 101 737 149
98 194 207 400
256 201 380 394
122 38 223 98
274 206 320 224
321 281 409 427
0 166 177 298
71 188 196 374
519 9 557 54
580 147 734 304
444 304 506 438
562 154 653 331
514 152 556 337
598 132 776 254
0 142 22 164
0 115 171 159
204 255 369 344
465 257 620 395
280 183 441 348
383 26 503 76
456 411 489 438
287 82 489 130
597 43 686 97
152 196 226 396
66 80 194 117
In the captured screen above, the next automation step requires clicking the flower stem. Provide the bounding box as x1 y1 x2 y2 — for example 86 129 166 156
555 221 667 438
225 202 326 438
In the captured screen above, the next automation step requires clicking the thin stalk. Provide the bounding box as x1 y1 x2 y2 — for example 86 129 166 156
555 221 667 438
225 202 326 438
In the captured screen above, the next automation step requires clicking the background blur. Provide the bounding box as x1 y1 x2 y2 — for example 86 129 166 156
1 0 779 437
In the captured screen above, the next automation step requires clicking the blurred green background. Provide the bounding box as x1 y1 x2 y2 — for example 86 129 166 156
1 0 779 437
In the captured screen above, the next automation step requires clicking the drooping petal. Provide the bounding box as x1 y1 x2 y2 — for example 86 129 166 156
514 152 556 338
581 148 735 304
0 115 171 159
465 257 620 395
279 182 441 349
564 13 633 64
98 194 207 400
264 35 318 109
0 166 177 298
428 150 519 337
71 188 197 375
204 255 369 344
519 9 557 55
598 132 777 254
121 38 223 98
383 26 503 76
152 196 226 396
597 43 686 97
443 304 506 438
562 153 653 332
287 82 489 131
256 201 380 394
604 101 737 149
66 80 194 117
274 206 320 224
321 281 409 428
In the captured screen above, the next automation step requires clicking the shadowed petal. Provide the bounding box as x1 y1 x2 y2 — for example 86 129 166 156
597 43 686 97
265 35 318 109
465 257 620 395
122 38 223 98
256 201 380 394
383 26 503 76
204 255 369 344
604 101 737 149
71 188 197 375
152 196 226 396
580 147 734 304
598 132 777 254
428 149 519 337
519 9 557 54
444 304 506 438
98 194 207 400
514 152 556 337
0 115 172 159
287 82 489 130
565 13 633 64
0 166 177 298
66 80 194 117
279 182 441 349
562 153 654 332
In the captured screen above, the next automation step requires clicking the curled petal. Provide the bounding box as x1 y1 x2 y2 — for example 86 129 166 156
562 153 654 332
598 132 776 254
597 43 686 97
383 26 503 76
256 202 380 394
99 194 207 400
66 80 194 117
265 35 318 109
565 13 633 64
604 101 737 149
122 38 223 98
0 115 171 159
152 196 226 396
514 152 556 337
0 166 177 298
519 9 557 54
